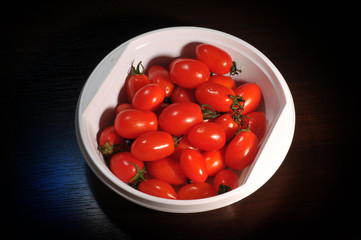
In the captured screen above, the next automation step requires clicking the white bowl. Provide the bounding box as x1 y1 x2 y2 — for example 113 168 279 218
75 26 295 213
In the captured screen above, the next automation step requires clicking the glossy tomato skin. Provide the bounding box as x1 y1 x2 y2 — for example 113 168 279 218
225 130 259 170
208 75 236 90
213 169 239 193
148 65 174 97
203 148 226 176
195 82 235 112
170 135 199 161
178 182 216 200
170 86 196 103
114 109 158 139
131 131 175 161
187 122 226 152
126 73 150 103
98 125 124 149
214 113 239 142
115 103 133 115
195 44 233 75
138 179 178 200
109 152 144 183
132 83 165 111
158 102 203 137
241 111 267 141
180 148 208 183
146 158 186 185
169 58 210 89
234 83 262 115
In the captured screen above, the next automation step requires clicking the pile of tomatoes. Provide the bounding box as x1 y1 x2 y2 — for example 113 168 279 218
97 44 267 200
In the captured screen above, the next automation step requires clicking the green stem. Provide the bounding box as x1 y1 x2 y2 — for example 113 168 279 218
131 61 145 75
201 104 221 120
128 162 146 188
230 61 242 75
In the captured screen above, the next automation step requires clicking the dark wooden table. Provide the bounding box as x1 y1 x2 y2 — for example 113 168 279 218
4 1 359 239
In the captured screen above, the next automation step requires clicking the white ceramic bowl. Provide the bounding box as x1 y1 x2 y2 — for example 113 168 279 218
75 26 295 213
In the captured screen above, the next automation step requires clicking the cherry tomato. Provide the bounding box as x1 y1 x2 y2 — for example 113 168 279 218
195 44 233 75
234 83 262 115
241 111 267 141
208 75 236 90
138 179 178 200
115 103 133 115
170 135 199 161
180 148 208 183
146 158 186 185
148 65 174 97
170 86 196 103
132 83 165 111
214 113 239 142
114 109 158 139
109 152 145 184
98 125 125 155
126 61 151 103
213 169 239 194
203 148 226 176
169 58 210 89
225 129 259 170
178 182 216 200
131 131 175 161
195 82 235 112
187 122 226 152
158 102 203 137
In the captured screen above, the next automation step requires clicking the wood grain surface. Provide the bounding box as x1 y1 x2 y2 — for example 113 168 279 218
4 0 359 239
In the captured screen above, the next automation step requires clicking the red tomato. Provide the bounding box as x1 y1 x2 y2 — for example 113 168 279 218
195 44 233 75
213 169 239 194
148 65 174 97
115 103 133 115
180 148 208 183
109 152 145 184
170 135 199 161
98 125 125 155
195 82 235 112
225 129 259 170
187 122 226 152
170 86 196 103
158 102 203 136
203 148 226 176
208 75 236 90
234 83 262 115
132 83 165 111
178 182 216 200
114 109 158 139
138 179 177 200
169 58 210 89
241 111 267 141
214 113 239 142
131 131 175 161
126 62 151 103
146 158 186 185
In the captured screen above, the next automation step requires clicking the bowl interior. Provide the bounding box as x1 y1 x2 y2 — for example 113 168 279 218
76 27 294 212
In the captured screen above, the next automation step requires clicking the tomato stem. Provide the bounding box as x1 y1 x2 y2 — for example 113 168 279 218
128 162 146 188
230 61 242 75
218 184 232 194
97 141 122 155
131 61 146 75
201 104 221 120
172 135 183 148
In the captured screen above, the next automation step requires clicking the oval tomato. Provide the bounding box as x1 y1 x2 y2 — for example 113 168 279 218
214 113 239 142
241 111 267 141
170 86 196 103
148 65 174 97
138 179 178 200
178 182 216 200
115 103 133 115
213 169 239 194
208 75 236 90
132 83 165 111
170 135 199 161
146 158 186 185
131 131 175 161
114 109 158 139
195 82 235 112
203 148 226 176
187 122 226 152
98 125 125 155
195 44 233 75
158 102 203 136
169 58 210 89
234 83 262 115
126 62 151 103
180 148 208 183
225 129 259 170
109 152 145 184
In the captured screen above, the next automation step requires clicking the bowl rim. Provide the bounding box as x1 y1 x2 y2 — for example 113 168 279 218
75 26 295 213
